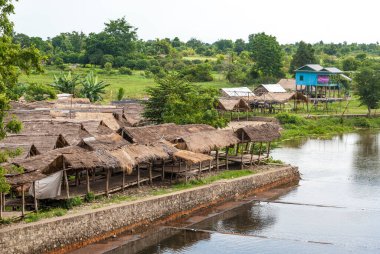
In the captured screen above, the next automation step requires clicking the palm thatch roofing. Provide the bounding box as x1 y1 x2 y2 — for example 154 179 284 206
277 79 296 91
174 129 240 153
235 123 281 142
217 98 251 111
173 150 213 164
7 110 52 121
253 92 308 104
119 124 215 145
80 133 130 151
120 102 147 126
73 112 121 131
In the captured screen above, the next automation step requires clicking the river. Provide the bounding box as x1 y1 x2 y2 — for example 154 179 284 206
72 130 380 254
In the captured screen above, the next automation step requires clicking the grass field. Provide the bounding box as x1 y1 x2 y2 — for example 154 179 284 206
19 66 235 101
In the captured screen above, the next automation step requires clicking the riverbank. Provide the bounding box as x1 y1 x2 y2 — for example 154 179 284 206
276 113 380 141
0 165 299 254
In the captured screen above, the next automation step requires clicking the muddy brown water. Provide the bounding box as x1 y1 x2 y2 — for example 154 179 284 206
70 130 380 254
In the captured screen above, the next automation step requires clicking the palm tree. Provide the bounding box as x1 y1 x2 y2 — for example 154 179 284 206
51 72 80 95
80 71 109 102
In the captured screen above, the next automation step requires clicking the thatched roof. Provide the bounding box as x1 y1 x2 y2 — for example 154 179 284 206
1 134 64 154
80 133 130 151
0 143 37 160
121 102 147 126
119 124 215 145
277 79 296 91
235 123 281 142
217 98 250 111
173 150 213 164
73 112 121 131
6 110 52 122
175 129 240 153
253 92 308 104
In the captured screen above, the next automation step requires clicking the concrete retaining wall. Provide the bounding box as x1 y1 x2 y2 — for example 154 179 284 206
0 166 299 254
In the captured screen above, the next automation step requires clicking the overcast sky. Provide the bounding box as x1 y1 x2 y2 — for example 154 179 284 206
11 0 380 44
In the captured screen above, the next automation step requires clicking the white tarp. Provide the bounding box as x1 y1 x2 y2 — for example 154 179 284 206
29 171 63 199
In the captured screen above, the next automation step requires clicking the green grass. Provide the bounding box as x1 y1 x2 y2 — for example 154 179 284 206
24 208 67 223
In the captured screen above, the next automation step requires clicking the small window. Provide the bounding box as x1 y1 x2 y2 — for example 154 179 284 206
300 75 304 81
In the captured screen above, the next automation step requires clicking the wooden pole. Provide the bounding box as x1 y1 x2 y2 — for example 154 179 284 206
250 142 255 166
216 150 219 170
258 142 263 163
33 181 38 212
0 192 2 219
21 185 25 217
209 160 212 172
266 142 271 158
226 147 229 170
2 193 5 212
105 168 110 196
122 169 125 191
149 162 153 185
161 160 165 181
63 170 70 198
198 162 202 176
241 144 244 170
86 169 90 194
137 165 140 188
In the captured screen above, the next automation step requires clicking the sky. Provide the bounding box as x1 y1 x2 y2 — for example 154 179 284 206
11 0 380 44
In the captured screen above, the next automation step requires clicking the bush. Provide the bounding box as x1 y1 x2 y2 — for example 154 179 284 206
352 117 372 128
24 83 57 102
117 87 125 101
119 67 132 75
104 62 113 73
65 196 83 209
134 59 149 70
276 113 306 125
84 192 95 202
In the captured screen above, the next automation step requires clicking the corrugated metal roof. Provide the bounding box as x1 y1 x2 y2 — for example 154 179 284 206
340 74 352 81
322 67 344 74
296 64 324 72
221 87 255 97
261 84 286 93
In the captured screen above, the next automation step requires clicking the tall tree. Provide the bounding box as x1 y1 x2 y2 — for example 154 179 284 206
290 41 316 72
248 33 283 77
353 65 380 116
80 71 110 102
0 0 42 194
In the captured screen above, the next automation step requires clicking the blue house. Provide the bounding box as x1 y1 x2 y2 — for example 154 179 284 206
295 64 351 98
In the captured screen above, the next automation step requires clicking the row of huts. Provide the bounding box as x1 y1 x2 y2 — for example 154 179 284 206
0 99 281 217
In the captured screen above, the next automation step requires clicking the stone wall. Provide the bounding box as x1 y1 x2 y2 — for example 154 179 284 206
0 166 299 254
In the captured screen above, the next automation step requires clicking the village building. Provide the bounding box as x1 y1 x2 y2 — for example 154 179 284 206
254 84 286 96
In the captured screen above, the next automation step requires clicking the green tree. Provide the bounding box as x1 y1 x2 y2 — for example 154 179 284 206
80 71 109 102
51 72 80 95
24 83 57 102
353 65 380 116
341 57 359 71
144 73 227 128
117 87 125 101
248 33 284 77
290 41 316 72
0 0 42 195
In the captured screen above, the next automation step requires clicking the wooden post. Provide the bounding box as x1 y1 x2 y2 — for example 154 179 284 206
226 147 229 170
241 144 244 170
209 160 212 172
0 192 2 219
105 168 110 196
198 162 202 175
122 169 125 191
75 171 79 186
258 142 263 163
2 193 5 212
161 160 165 181
86 169 90 194
21 185 25 217
63 170 70 199
250 142 255 166
216 150 219 170
137 165 140 188
266 142 271 158
33 181 38 212
149 162 153 185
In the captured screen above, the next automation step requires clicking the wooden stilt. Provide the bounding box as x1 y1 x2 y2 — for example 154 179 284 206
258 142 263 163
137 165 140 188
0 192 2 219
241 144 244 170
21 185 25 217
266 142 271 158
250 143 255 165
63 170 70 198
33 181 38 212
149 162 153 185
122 169 125 191
105 168 110 196
161 160 165 181
209 160 212 172
86 169 90 194
198 162 202 175
216 150 219 170
226 147 229 170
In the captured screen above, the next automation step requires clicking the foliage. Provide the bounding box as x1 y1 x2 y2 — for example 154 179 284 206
119 67 132 75
80 71 110 102
248 32 284 78
276 113 306 125
144 73 228 128
84 192 95 202
65 197 83 209
290 41 316 72
341 56 359 71
51 72 80 94
180 63 213 82
353 65 380 115
0 167 10 193
24 208 67 223
24 83 57 101
117 87 125 101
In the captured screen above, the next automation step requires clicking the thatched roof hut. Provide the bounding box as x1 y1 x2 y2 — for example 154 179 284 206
173 150 213 164
73 112 121 131
79 133 130 151
119 124 215 145
235 123 281 142
253 92 308 104
174 129 240 153
217 98 251 111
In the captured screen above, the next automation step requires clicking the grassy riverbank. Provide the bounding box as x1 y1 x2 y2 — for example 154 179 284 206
276 113 380 141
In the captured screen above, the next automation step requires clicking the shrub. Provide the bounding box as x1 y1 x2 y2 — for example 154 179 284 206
276 113 306 125
84 192 96 202
65 196 83 209
119 67 132 75
24 83 57 101
104 62 113 73
352 117 372 128
117 87 125 101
